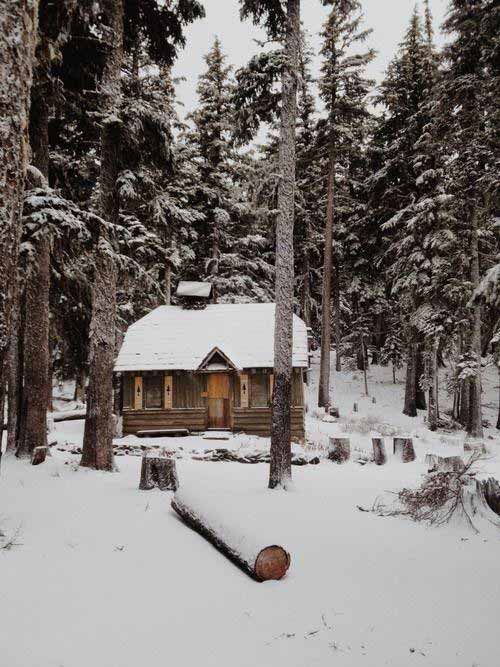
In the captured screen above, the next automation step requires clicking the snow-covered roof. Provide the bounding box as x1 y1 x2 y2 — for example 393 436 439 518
114 304 308 372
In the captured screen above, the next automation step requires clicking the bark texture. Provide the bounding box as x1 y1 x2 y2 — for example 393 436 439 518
139 454 178 491
6 287 23 451
393 437 416 463
269 0 300 490
468 212 483 439
16 91 50 459
372 438 387 466
403 339 417 417
318 150 335 409
328 437 351 464
81 0 123 471
0 0 39 405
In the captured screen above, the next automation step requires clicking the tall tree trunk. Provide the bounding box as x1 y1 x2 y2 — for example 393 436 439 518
6 284 23 451
415 342 427 410
361 335 369 396
269 0 300 490
496 365 500 431
16 90 50 458
468 211 483 438
300 224 311 328
80 0 123 472
333 264 341 372
428 340 438 431
165 262 172 305
0 0 39 412
210 216 219 304
403 336 417 417
459 378 470 428
318 148 335 409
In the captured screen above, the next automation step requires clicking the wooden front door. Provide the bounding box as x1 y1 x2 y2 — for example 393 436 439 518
207 373 231 429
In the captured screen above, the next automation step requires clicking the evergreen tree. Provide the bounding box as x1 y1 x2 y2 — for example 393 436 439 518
316 0 375 408
371 8 437 417
438 0 499 438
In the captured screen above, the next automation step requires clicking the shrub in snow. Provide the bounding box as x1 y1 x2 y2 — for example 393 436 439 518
371 453 500 533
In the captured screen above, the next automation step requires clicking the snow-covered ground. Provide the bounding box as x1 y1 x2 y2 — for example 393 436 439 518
1 355 499 667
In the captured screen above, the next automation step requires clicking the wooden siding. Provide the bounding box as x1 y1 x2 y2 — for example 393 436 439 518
123 408 207 435
173 373 206 408
233 407 305 442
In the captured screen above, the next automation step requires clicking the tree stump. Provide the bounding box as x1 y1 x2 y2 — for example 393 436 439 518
426 454 465 473
393 437 415 463
477 477 500 516
464 438 486 454
328 437 351 464
31 446 48 466
171 489 290 582
139 454 178 491
329 406 340 418
372 438 387 466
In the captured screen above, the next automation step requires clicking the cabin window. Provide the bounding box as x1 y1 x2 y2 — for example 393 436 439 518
122 374 134 409
250 373 269 407
144 374 163 409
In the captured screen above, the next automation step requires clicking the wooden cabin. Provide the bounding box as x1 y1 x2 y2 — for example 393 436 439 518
114 302 308 441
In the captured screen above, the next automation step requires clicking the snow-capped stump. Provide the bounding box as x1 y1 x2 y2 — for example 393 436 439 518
31 446 48 466
171 487 291 582
329 406 340 418
464 438 487 454
139 453 179 491
372 438 387 466
393 437 415 463
425 454 465 473
328 437 351 464
477 477 500 516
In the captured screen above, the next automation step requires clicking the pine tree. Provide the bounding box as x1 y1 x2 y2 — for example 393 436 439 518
438 0 499 438
187 38 234 300
316 0 375 408
372 8 438 417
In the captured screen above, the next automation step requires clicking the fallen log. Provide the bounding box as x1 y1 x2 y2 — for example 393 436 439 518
139 453 178 491
171 487 290 582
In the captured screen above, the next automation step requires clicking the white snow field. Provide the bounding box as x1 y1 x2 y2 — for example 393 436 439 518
1 355 499 667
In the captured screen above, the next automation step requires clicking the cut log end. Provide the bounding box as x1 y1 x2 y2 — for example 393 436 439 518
254 546 291 582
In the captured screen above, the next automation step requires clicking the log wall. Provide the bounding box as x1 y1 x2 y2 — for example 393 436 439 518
123 408 207 435
233 407 305 442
